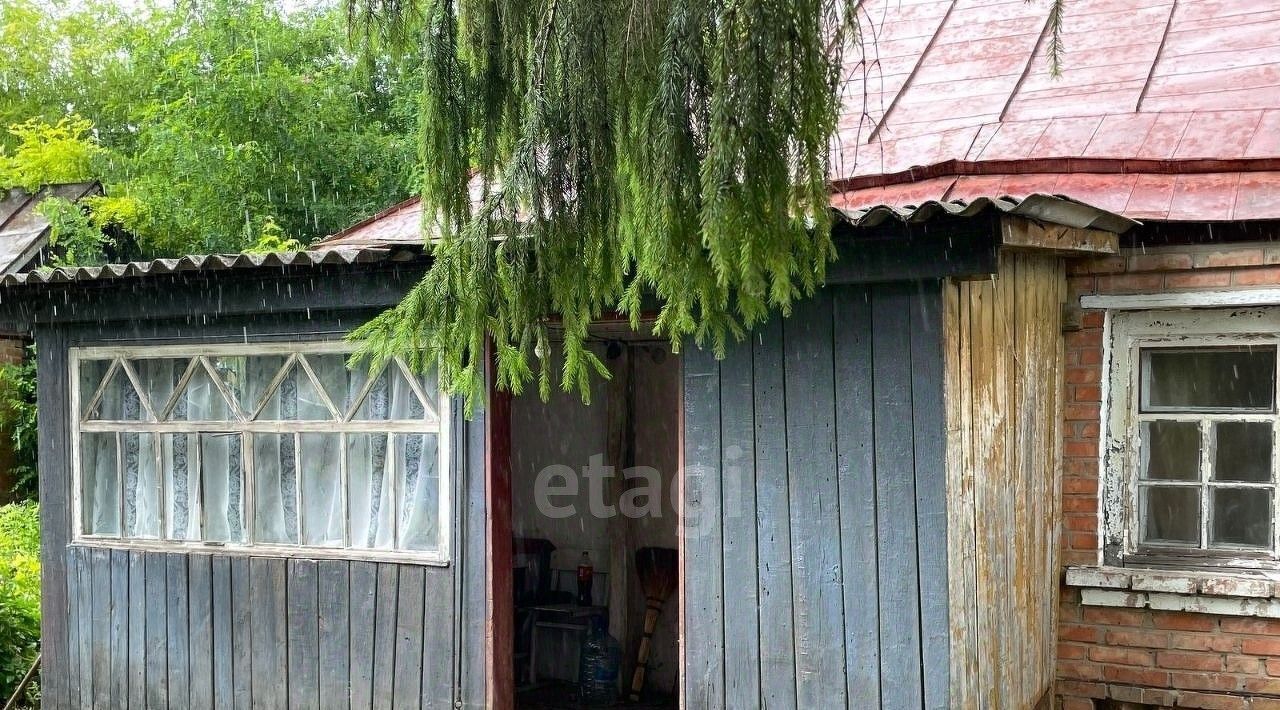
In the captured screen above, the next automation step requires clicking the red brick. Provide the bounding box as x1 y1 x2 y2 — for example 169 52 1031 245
1129 252 1193 271
1077 421 1101 438
1080 310 1105 328
1102 665 1168 687
1065 458 1100 476
1165 270 1232 288
1058 699 1094 710
1064 513 1096 532
1058 659 1104 681
1060 623 1101 643
1063 495 1099 514
1063 550 1099 566
1267 657 1280 676
1063 477 1098 496
1105 629 1169 648
1065 403 1101 421
1176 691 1248 710
1221 617 1280 635
1171 634 1240 653
1072 385 1102 402
1152 612 1216 632
1223 654 1263 674
1058 642 1088 660
1068 256 1127 275
1244 676 1280 694
1155 650 1222 671
1090 646 1155 666
1067 531 1098 549
1197 248 1266 268
1064 440 1099 457
1242 636 1280 656
1168 671 1243 692
1058 680 1107 699
1233 266 1280 286
1078 348 1103 365
1096 273 1164 292
1065 366 1101 384
1252 700 1280 710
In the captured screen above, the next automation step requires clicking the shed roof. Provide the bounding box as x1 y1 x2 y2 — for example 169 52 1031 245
833 0 1280 218
0 182 102 276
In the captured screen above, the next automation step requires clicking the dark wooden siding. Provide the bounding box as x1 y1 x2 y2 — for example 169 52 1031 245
682 281 950 709
37 311 486 710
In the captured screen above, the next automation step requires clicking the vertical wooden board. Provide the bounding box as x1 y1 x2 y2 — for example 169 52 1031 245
90 548 113 709
211 555 235 709
318 560 351 710
421 566 454 708
288 559 320 710
751 317 797 710
718 334 760 708
144 551 169 710
189 554 214 710
230 556 253 710
166 553 191 708
250 556 288 709
782 291 847 709
681 342 724 709
36 330 71 709
971 274 1004 708
459 407 487 709
348 561 377 710
871 283 924 708
109 549 131 708
831 286 881 708
995 255 1020 706
943 281 978 710
77 547 93 708
128 550 147 710
909 280 951 710
64 547 81 708
393 565 425 708
371 563 400 710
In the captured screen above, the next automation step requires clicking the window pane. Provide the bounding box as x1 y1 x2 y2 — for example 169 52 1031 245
1142 421 1201 481
254 433 299 544
1141 486 1200 545
163 433 199 540
1142 347 1276 411
206 355 289 416
123 433 160 539
307 353 371 417
348 433 394 549
131 358 190 420
1211 488 1272 548
397 433 441 552
300 434 343 547
1214 421 1274 482
174 362 235 421
401 360 440 421
257 365 333 421
81 433 120 536
352 366 427 422
201 433 245 543
85 364 149 421
79 359 112 417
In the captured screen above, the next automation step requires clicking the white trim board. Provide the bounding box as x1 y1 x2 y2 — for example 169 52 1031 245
1082 289 1280 310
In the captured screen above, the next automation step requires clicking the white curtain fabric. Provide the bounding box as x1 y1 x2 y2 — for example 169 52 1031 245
398 433 440 551
81 432 120 535
300 434 343 546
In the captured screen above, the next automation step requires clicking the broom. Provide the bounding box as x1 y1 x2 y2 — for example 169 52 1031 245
629 547 677 702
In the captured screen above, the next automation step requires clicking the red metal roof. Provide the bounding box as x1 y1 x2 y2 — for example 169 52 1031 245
834 0 1280 220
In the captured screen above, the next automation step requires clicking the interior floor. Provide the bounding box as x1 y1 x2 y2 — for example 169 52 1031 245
517 681 677 709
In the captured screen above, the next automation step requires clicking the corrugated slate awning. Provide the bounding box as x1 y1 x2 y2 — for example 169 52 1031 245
834 193 1136 234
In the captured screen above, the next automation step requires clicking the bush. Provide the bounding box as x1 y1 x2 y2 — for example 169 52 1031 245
0 502 40 707
0 345 37 501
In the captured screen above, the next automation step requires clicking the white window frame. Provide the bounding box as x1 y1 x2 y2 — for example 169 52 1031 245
1105 307 1280 571
69 340 452 566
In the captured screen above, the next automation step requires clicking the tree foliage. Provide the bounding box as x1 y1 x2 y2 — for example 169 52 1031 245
347 0 865 407
0 0 423 259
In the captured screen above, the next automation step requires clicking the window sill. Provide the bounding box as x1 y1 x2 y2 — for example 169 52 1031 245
1066 566 1280 618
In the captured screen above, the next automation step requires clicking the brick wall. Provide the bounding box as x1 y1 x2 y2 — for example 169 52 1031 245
1058 243 1280 709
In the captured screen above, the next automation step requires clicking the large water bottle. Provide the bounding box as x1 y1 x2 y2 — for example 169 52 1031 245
578 616 621 706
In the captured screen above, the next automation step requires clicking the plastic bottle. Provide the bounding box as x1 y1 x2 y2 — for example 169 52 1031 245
578 616 621 706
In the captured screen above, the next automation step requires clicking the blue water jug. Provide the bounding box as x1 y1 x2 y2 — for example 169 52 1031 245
578 616 621 705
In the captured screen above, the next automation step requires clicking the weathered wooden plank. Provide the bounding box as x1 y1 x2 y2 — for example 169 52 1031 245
718 334 759 708
144 551 169 710
681 342 724 709
459 405 487 709
128 550 147 710
77 547 94 707
751 316 797 710
250 556 288 708
64 547 81 708
166 553 191 707
871 283 925 707
995 255 1020 706
944 279 979 710
348 561 377 710
188 554 214 710
832 286 881 708
230 556 253 710
109 549 130 708
371 564 400 710
35 328 71 708
393 565 425 708
211 555 234 708
971 271 1004 708
783 291 847 709
317 560 350 710
421 566 454 708
998 215 1118 255
910 279 951 710
90 547 112 709
288 559 320 710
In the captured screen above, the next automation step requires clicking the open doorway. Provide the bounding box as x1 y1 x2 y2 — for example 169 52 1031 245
501 324 681 709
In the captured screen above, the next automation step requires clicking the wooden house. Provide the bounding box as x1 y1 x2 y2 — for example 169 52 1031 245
7 1 1280 709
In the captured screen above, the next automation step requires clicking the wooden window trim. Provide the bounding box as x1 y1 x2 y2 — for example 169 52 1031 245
69 341 453 566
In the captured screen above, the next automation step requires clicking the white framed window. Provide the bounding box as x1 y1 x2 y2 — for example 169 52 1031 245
70 341 451 564
1105 308 1280 569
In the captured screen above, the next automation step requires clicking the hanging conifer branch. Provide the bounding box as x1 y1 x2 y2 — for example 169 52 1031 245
346 0 1063 410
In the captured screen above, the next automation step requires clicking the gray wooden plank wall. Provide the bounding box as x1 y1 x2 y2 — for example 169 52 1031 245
683 282 950 709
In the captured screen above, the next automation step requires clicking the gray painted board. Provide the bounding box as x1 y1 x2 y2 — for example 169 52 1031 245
393 565 426 707
128 550 146 709
90 547 111 708
422 566 454 708
230 555 253 710
249 556 288 708
371 563 399 710
64 547 80 708
211 555 235 708
35 329 70 709
144 552 168 710
288 559 321 710
348 561 378 710
109 549 130 707
459 406 486 709
166 553 191 707
318 560 351 710
189 554 214 710
76 547 93 707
